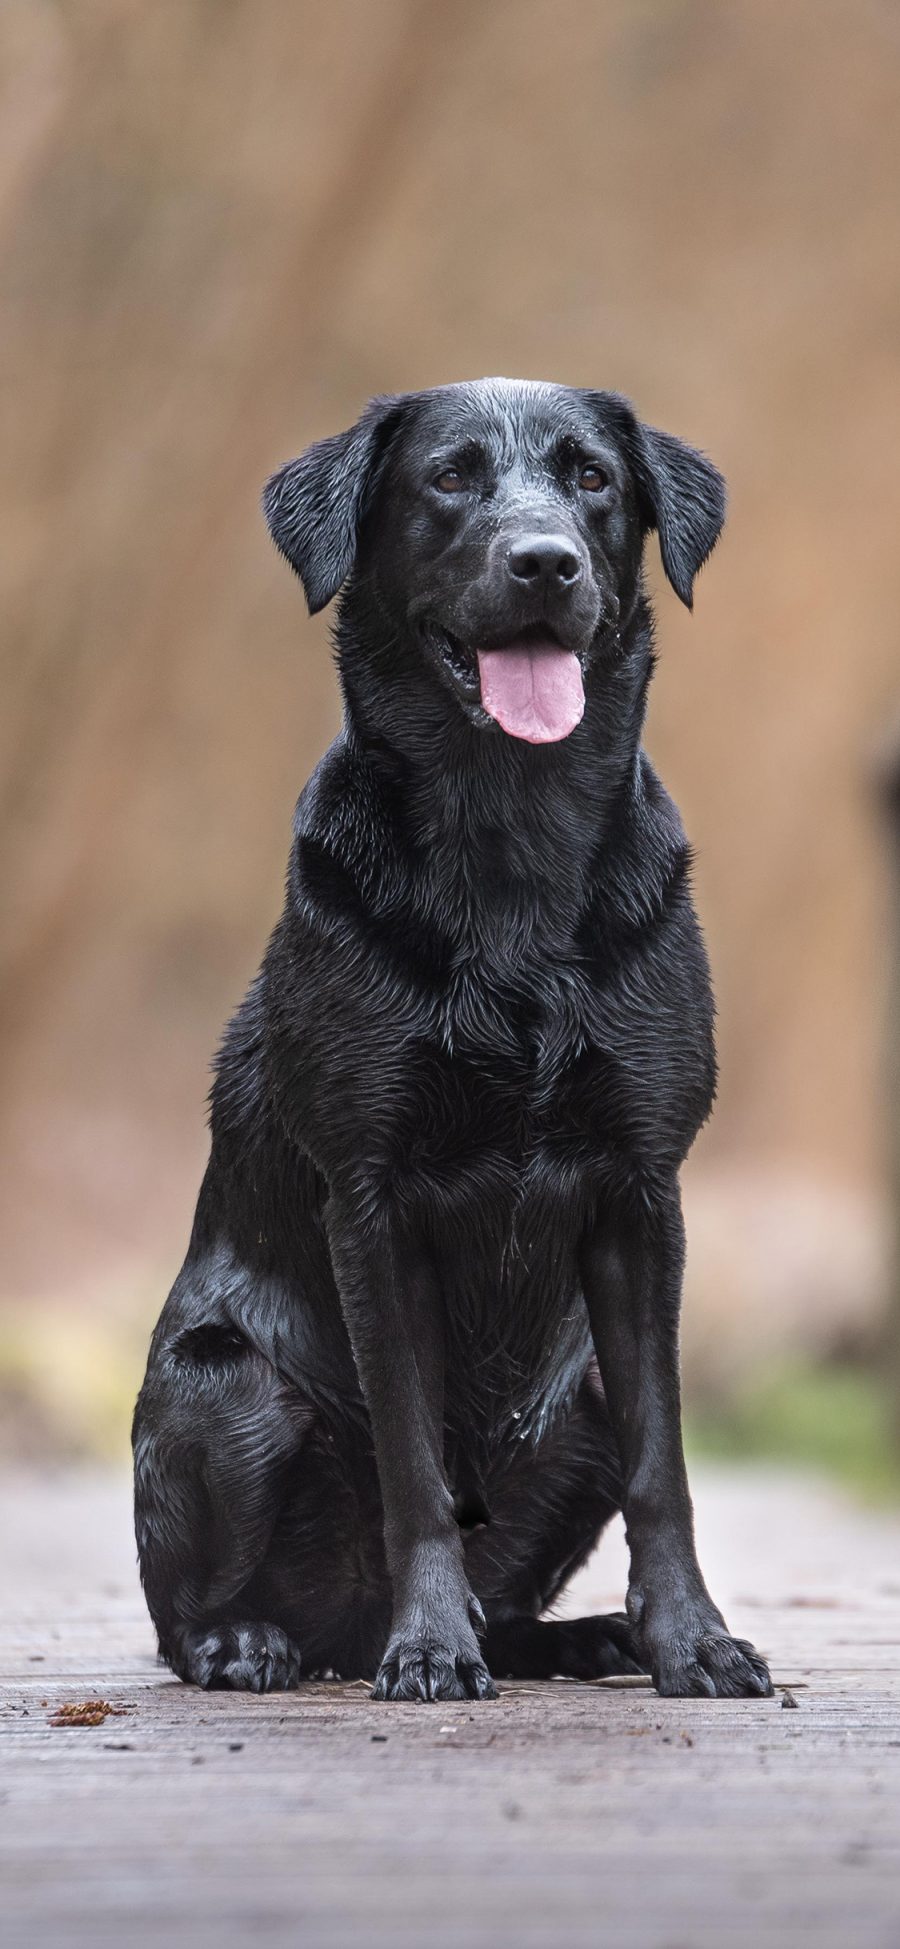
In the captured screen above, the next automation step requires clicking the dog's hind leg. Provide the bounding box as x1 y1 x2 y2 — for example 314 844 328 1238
466 1366 648 1680
482 1612 642 1680
133 1311 313 1690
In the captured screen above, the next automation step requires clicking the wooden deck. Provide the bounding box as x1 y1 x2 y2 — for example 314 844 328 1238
2 1464 900 1948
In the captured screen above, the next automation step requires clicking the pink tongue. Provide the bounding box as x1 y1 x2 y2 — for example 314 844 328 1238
477 639 585 743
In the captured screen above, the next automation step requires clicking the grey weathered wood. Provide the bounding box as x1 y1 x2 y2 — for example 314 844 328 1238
2 1466 899 1948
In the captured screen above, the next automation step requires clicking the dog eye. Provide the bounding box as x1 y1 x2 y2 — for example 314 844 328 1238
434 468 466 494
579 463 610 493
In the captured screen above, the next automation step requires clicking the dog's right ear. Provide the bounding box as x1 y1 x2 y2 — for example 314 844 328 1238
263 396 407 614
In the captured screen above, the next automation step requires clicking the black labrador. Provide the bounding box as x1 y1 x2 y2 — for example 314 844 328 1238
133 378 772 1703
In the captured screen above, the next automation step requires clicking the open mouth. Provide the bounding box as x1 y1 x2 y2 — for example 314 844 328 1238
435 623 585 745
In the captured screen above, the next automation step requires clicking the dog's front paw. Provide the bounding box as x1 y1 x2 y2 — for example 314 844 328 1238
651 1625 773 1699
373 1596 496 1702
373 1637 497 1701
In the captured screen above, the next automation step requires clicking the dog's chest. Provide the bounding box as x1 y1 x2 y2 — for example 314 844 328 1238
391 945 624 1217
379 955 597 1420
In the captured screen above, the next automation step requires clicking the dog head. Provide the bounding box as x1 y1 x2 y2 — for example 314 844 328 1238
264 379 725 746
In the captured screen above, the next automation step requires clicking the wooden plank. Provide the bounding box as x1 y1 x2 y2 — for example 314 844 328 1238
2 1466 899 1948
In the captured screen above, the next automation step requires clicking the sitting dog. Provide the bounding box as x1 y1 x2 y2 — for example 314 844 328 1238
133 378 772 1702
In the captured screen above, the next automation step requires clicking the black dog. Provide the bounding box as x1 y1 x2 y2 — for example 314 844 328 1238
133 378 772 1703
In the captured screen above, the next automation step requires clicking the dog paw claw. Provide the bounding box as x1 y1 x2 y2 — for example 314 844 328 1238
373 1638 497 1702
173 1622 303 1692
653 1630 773 1700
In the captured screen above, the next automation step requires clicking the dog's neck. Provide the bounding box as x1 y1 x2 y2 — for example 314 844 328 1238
334 594 656 949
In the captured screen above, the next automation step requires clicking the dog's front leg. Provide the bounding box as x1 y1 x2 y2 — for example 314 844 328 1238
582 1184 772 1699
326 1201 496 1702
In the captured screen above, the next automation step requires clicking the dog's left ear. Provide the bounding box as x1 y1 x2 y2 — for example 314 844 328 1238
598 394 726 608
263 395 407 614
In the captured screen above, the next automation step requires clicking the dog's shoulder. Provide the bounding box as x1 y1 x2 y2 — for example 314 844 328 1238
578 750 714 1074
269 734 451 1026
288 733 409 911
580 753 691 942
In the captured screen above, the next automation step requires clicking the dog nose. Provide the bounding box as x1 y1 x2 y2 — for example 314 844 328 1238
507 534 582 587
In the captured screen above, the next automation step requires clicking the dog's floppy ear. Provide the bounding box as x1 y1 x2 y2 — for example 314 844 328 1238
599 393 726 608
263 395 407 614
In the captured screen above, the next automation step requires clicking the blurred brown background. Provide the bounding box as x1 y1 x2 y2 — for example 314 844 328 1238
2 0 899 1463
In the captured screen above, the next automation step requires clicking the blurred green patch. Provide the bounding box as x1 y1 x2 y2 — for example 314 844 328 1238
687 1360 900 1503
0 1302 150 1465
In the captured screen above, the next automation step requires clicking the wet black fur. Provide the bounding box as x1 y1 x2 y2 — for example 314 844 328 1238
133 379 772 1702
